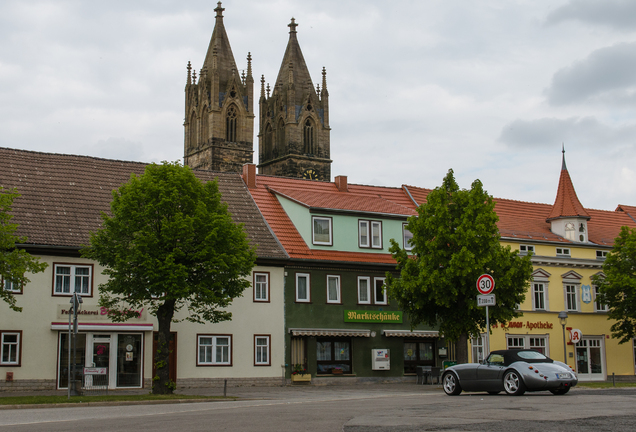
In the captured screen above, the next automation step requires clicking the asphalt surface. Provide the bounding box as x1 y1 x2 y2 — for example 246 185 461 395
1 385 635 431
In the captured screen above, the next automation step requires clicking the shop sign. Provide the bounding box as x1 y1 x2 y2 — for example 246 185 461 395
344 310 403 323
581 285 592 304
57 305 147 321
492 320 554 330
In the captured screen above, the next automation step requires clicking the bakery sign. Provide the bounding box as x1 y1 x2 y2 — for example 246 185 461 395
57 305 147 321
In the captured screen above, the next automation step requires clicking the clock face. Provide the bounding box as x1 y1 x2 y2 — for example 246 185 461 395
303 169 318 180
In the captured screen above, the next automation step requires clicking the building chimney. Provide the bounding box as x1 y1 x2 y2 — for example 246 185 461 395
242 163 257 189
335 175 348 192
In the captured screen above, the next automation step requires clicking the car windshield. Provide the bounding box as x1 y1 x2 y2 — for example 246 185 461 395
517 351 547 360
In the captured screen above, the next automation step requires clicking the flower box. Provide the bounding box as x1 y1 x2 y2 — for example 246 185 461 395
291 373 312 382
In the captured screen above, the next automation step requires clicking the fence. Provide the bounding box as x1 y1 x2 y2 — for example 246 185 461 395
81 367 109 396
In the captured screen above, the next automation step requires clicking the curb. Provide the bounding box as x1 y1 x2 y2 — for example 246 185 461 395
0 397 238 411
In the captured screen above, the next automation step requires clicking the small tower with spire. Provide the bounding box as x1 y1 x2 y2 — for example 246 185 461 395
546 146 591 242
184 2 254 173
258 18 332 180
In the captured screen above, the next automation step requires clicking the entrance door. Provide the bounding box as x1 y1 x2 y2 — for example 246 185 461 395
88 334 115 389
576 338 604 381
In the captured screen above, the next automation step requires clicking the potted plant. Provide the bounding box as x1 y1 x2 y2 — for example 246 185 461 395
291 364 311 382
331 367 344 375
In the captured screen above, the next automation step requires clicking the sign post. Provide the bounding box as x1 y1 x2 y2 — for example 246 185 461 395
476 275 495 358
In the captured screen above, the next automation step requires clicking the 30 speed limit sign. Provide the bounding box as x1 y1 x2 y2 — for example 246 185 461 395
476 274 495 295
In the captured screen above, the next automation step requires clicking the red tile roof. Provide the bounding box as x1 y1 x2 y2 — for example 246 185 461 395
546 168 590 221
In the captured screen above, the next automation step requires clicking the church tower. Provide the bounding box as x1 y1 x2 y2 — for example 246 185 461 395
258 18 332 181
184 2 254 173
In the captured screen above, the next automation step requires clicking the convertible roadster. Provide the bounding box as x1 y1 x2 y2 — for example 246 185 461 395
442 349 577 396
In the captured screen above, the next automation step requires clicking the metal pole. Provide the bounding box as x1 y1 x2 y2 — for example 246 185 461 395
561 323 567 364
485 305 490 356
67 301 72 399
71 294 78 396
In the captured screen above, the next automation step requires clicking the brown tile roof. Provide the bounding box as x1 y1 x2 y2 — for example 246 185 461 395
546 161 590 221
0 147 287 259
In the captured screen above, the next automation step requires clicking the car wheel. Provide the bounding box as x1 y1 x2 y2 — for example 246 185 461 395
487 391 500 395
503 370 526 396
549 388 570 395
442 372 462 396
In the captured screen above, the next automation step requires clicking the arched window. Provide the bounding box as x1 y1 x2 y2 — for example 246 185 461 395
189 112 197 149
200 107 209 145
226 105 238 142
264 123 273 158
276 118 285 151
303 118 315 154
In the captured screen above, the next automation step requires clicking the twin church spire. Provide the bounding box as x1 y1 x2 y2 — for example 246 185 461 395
184 3 332 180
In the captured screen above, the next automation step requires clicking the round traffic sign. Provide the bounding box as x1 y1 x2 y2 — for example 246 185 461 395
476 274 495 295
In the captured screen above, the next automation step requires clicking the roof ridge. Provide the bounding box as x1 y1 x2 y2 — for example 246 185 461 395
0 146 149 166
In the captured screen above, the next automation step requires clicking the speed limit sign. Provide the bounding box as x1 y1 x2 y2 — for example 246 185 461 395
476 274 495 295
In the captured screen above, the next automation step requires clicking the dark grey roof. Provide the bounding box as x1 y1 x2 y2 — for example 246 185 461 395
0 147 287 260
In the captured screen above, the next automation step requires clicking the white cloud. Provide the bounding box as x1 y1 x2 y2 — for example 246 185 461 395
546 0 636 30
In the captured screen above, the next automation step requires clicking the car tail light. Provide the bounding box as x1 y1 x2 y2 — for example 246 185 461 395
534 370 539 374
528 366 534 370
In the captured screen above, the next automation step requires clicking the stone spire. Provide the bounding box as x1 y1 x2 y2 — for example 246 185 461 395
202 2 239 91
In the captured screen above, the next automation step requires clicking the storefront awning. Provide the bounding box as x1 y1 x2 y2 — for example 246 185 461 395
382 330 439 338
51 322 154 332
289 328 371 337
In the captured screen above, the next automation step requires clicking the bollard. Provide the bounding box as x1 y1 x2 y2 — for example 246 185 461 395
224 379 227 397
612 372 615 387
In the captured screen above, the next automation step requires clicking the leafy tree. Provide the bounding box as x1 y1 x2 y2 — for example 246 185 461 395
386 170 533 363
0 187 48 311
592 226 636 344
82 162 256 394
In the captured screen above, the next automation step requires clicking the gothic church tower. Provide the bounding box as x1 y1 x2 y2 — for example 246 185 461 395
258 19 331 181
184 2 254 172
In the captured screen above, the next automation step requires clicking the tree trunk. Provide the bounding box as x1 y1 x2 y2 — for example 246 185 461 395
153 300 175 395
456 333 469 364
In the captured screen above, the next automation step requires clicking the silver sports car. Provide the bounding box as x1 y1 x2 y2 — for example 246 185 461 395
442 349 577 396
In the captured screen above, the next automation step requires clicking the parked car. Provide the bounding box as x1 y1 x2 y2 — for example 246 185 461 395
442 349 577 396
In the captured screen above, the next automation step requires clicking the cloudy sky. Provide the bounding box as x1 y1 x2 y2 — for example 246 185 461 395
1 0 635 211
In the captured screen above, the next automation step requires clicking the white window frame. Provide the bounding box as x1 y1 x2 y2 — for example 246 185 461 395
519 244 535 255
471 335 485 363
358 220 370 248
506 334 549 356
254 335 271 366
357 276 371 304
565 284 579 312
253 272 269 302
53 264 93 296
295 273 311 303
594 285 608 312
596 250 608 260
402 223 413 251
370 221 382 249
312 216 332 246
326 275 341 304
374 277 387 305
2 277 21 294
1 331 21 366
197 334 232 366
532 282 548 311
556 247 571 257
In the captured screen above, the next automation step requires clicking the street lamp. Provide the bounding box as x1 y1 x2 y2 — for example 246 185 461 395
558 311 568 364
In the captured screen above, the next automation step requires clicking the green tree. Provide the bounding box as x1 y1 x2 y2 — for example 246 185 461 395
82 162 256 394
592 226 636 344
386 170 533 363
0 187 48 312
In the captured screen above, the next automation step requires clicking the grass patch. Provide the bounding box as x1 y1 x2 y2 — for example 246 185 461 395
0 393 234 406
577 382 636 389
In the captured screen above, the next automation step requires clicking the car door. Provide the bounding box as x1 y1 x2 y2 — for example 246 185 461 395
476 353 505 391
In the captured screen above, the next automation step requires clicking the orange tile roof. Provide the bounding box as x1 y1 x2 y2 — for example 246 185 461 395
546 167 590 221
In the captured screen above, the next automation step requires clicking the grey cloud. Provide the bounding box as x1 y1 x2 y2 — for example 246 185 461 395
545 0 636 29
498 116 636 149
546 43 636 105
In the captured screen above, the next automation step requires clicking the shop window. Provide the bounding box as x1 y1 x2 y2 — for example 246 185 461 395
316 338 351 375
403 223 413 251
53 264 93 296
374 277 387 305
532 283 547 311
565 284 578 311
253 272 269 302
295 273 310 303
357 277 371 304
403 340 434 374
197 335 232 366
254 335 270 366
594 286 608 312
1 331 21 366
326 275 341 304
58 332 86 388
117 334 142 387
312 216 332 246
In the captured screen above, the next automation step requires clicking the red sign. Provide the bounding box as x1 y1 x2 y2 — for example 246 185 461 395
570 329 582 344
476 274 495 295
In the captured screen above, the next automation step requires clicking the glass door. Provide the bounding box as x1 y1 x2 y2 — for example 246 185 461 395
88 334 115 389
576 338 604 381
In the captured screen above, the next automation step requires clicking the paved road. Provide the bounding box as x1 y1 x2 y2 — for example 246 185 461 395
1 385 635 431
